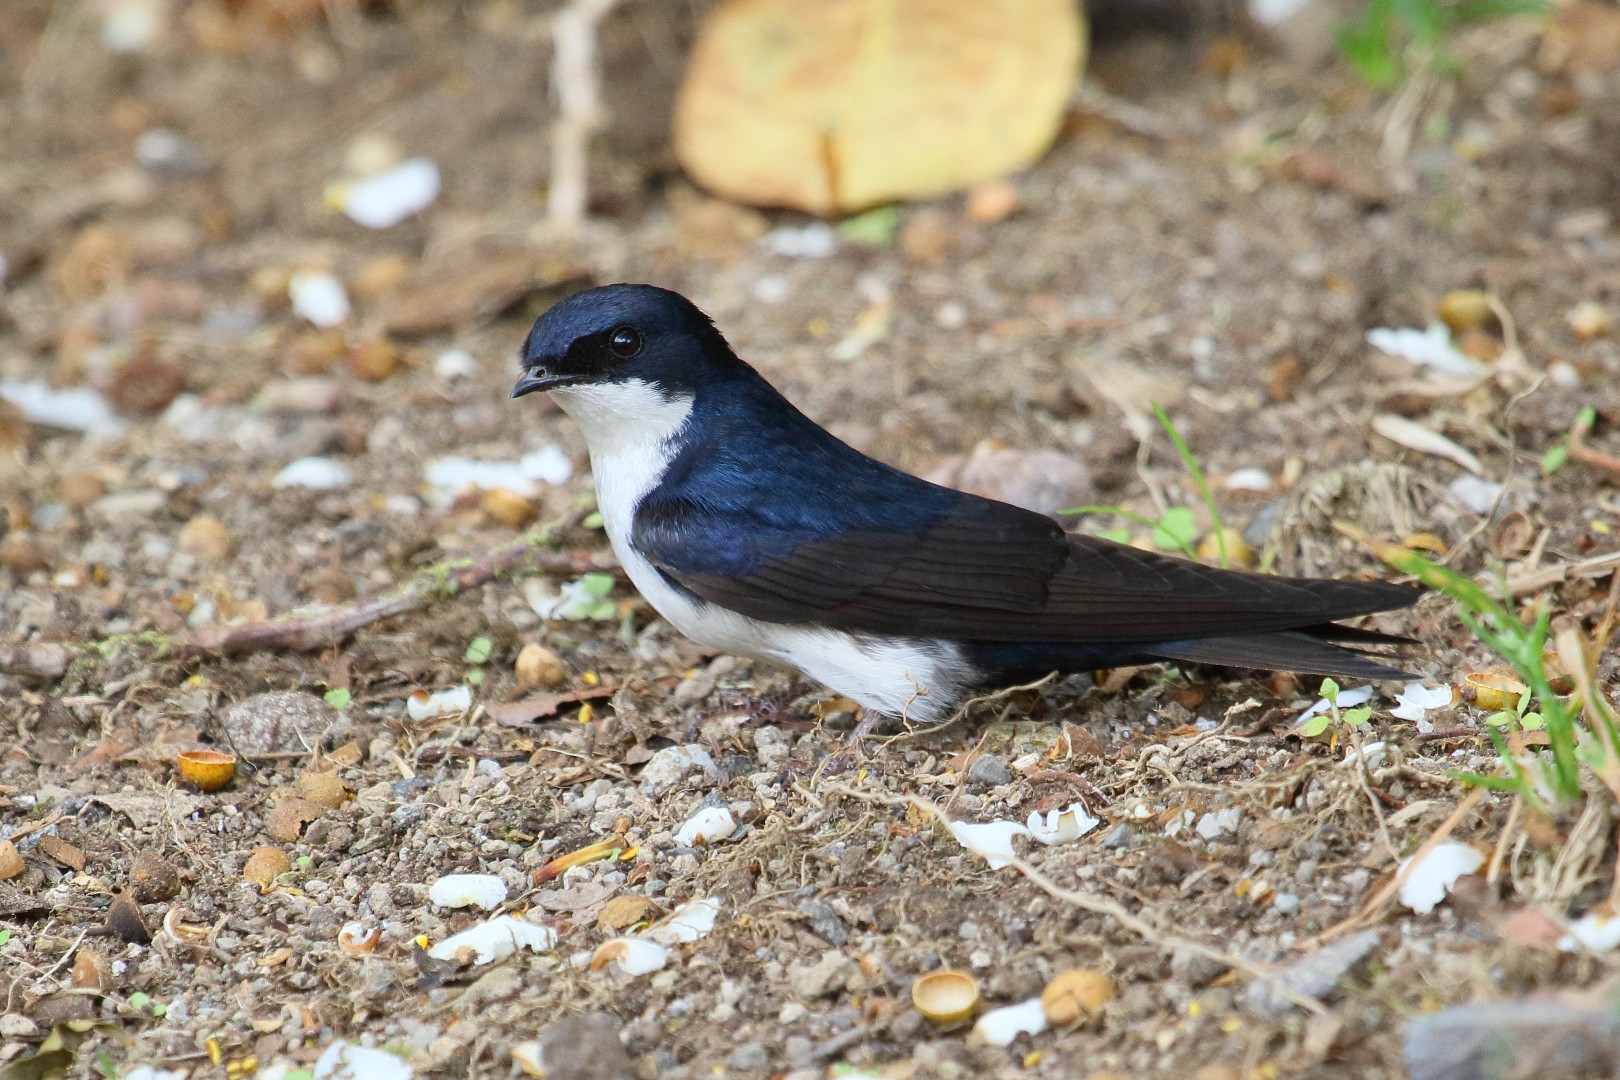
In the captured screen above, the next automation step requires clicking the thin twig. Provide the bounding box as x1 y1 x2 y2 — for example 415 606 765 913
1569 407 1620 478
547 0 621 232
1 517 595 678
819 782 1327 1014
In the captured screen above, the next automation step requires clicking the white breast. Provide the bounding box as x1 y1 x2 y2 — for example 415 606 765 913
549 380 972 723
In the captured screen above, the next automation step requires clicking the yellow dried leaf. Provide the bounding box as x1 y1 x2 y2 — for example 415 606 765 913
674 0 1085 215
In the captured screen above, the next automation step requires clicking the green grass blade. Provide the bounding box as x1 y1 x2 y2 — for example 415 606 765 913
1151 401 1227 568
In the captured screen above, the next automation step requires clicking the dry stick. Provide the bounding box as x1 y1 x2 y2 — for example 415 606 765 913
1570 407 1620 478
0 520 596 678
1304 786 1487 948
819 782 1327 1014
546 0 620 232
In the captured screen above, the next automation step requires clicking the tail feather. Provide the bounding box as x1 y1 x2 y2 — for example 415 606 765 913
1151 629 1417 681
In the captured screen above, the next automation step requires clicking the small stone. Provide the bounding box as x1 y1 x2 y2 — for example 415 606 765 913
515 643 566 688
243 846 291 888
787 951 856 999
106 353 186 416
1273 892 1301 915
347 338 401 382
225 690 340 754
1101 823 1134 849
482 487 535 528
1405 1000 1620 1080
1569 299 1614 341
257 378 345 415
965 178 1019 223
727 1043 769 1071
671 670 716 706
90 489 167 521
638 745 719 796
59 472 107 509
0 1014 38 1038
177 513 232 561
966 754 1012 787
130 850 181 901
900 208 957 265
529 1012 635 1080
105 893 149 944
0 539 46 577
297 769 349 809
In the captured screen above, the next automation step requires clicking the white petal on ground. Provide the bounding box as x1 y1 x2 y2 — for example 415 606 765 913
427 873 508 911
0 380 126 434
592 937 669 976
434 348 477 380
948 819 1030 870
645 898 721 945
428 914 556 965
1559 911 1620 953
272 457 352 490
1448 475 1505 515
313 1041 413 1080
759 223 836 258
406 685 472 721
1296 685 1375 725
1025 803 1100 846
674 807 736 847
1224 467 1273 492
971 997 1049 1047
288 272 351 327
1366 324 1482 377
1391 683 1454 722
1371 413 1485 475
1344 740 1389 769
1399 842 1485 914
333 158 441 228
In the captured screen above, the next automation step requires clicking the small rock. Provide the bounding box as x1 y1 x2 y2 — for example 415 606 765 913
1273 892 1301 916
1246 928 1380 1014
258 378 345 415
225 690 339 754
727 1043 769 1072
966 754 1012 787
90 489 167 521
59 472 107 509
798 899 849 947
177 513 232 561
1405 999 1620 1080
1196 807 1243 840
529 1012 635 1080
672 669 717 706
130 850 181 901
515 643 566 688
638 744 719 796
0 1013 38 1038
966 178 1020 223
787 951 856 999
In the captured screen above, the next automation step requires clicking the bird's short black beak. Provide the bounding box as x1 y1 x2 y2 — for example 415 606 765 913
510 368 576 399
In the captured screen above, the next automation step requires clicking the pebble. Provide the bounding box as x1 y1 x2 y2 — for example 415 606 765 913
1405 999 1620 1080
1273 892 1301 915
59 472 107 509
225 690 341 754
1196 807 1243 840
726 1043 769 1072
966 754 1012 787
786 951 856 999
638 745 719 796
177 513 232 561
258 378 345 415
272 457 351 490
90 489 167 520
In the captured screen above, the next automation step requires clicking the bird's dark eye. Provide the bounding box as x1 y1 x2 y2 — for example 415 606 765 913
608 325 642 358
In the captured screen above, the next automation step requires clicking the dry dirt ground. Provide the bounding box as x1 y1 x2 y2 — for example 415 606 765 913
4 1 1620 1078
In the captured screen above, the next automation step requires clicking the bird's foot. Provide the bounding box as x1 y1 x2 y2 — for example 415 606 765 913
844 707 885 746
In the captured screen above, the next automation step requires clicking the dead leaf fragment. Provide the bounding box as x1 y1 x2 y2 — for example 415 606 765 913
106 893 150 944
0 840 23 880
71 947 110 990
674 0 1086 215
597 895 657 932
1371 413 1484 475
490 685 615 726
297 769 349 809
37 835 86 872
264 798 324 842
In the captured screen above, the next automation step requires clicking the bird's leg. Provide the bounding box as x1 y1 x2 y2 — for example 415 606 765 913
845 707 885 745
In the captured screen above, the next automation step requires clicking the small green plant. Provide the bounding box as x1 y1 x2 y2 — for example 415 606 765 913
0 928 11 948
127 991 166 1017
1369 540 1617 813
1337 0 1548 90
1062 402 1231 567
464 635 494 685
1301 677 1375 738
322 687 352 711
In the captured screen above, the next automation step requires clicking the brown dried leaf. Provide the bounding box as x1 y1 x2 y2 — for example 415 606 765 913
489 685 615 727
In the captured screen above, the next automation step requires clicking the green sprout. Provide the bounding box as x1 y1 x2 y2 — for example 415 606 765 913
1337 0 1549 90
322 687 352 711
1301 677 1375 738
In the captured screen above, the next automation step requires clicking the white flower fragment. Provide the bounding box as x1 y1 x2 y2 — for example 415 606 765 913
0 380 125 435
272 457 351 490
1559 911 1620 953
424 447 571 501
971 997 1049 1047
1295 685 1375 726
1399 842 1485 914
1025 803 1100 846
288 272 351 327
1448 475 1505 515
406 685 472 721
1366 323 1482 378
645 898 720 946
674 807 736 847
1224 467 1273 492
329 158 441 229
1391 683 1453 722
428 914 556 965
1344 740 1389 769
591 937 668 976
433 348 478 380
313 1040 413 1080
948 820 1029 870
427 873 507 911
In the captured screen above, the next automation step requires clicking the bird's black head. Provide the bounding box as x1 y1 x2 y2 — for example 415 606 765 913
512 283 741 401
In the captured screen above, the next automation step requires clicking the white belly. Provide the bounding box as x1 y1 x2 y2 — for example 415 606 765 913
551 380 971 723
